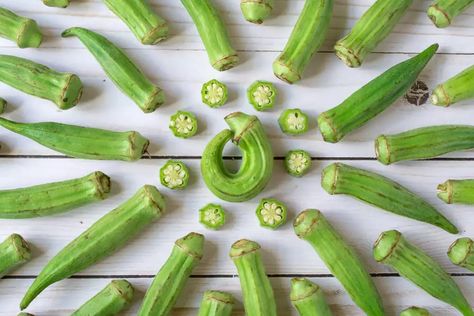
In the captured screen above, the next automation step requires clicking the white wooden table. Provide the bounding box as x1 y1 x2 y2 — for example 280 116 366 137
0 0 473 315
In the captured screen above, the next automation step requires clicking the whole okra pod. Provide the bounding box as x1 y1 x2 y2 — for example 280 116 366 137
448 237 474 272
431 65 474 107
62 27 165 113
20 185 166 310
198 290 234 316
400 306 431 316
290 278 333 316
294 210 385 316
43 0 70 8
438 179 474 204
428 0 474 28
138 232 204 316
0 7 42 48
0 55 83 109
373 230 474 316
241 0 273 24
0 234 31 278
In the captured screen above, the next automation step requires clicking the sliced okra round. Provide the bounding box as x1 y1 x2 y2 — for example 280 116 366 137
169 111 198 138
278 108 309 135
0 98 6 115
247 81 277 111
201 79 228 108
160 160 190 190
285 150 312 177
199 203 226 230
256 198 287 229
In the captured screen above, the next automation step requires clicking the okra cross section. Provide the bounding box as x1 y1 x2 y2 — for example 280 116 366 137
437 179 474 205
428 0 474 28
247 81 277 111
400 307 431 316
169 111 198 138
199 203 226 230
160 160 190 190
284 150 312 177
279 108 309 135
0 7 43 48
197 290 235 316
240 0 274 24
256 198 287 229
201 79 228 108
431 65 474 107
448 237 474 272
290 278 333 316
0 234 31 279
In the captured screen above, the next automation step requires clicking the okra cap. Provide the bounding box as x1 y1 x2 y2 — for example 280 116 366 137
374 135 391 165
229 239 260 259
293 209 322 239
430 84 450 107
6 234 31 262
213 54 240 72
202 290 235 305
57 74 83 110
141 185 166 216
290 278 321 302
272 60 301 84
373 230 402 263
448 237 473 267
427 5 451 28
321 163 339 194
110 279 135 303
17 19 43 48
240 1 273 24
334 43 361 68
175 232 205 260
89 171 112 199
437 180 453 204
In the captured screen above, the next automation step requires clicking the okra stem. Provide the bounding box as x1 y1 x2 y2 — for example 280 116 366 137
290 278 333 316
240 0 273 24
428 0 474 28
431 65 474 107
400 306 431 316
437 179 474 204
0 7 42 48
0 234 31 278
448 237 474 272
198 290 234 316
43 0 70 8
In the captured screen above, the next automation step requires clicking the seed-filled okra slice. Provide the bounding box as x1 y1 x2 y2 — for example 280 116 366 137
201 79 228 108
0 98 6 114
290 278 333 316
400 307 431 316
0 234 31 279
256 198 287 229
240 0 273 24
285 150 312 177
278 108 309 135
169 111 198 138
43 0 70 8
160 160 190 190
198 290 234 316
431 65 474 107
0 7 43 48
437 179 474 205
428 0 474 28
247 80 277 111
199 203 226 230
448 237 474 272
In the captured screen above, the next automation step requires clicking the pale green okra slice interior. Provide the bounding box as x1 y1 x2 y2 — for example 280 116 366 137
256 198 287 229
160 160 190 190
278 108 309 135
199 203 226 230
201 79 228 108
285 150 312 177
169 110 198 138
247 80 277 111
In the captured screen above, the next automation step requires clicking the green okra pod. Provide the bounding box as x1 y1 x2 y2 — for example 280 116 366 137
0 55 83 109
43 0 70 8
62 27 165 113
229 239 277 316
374 230 474 316
294 210 385 316
20 185 166 310
448 237 474 272
321 163 458 234
198 290 234 316
138 232 204 316
17 313 34 316
428 0 474 28
290 278 333 316
0 234 31 278
318 44 438 143
240 0 273 24
0 7 42 48
400 306 431 316
438 179 474 204
181 0 239 71
334 0 414 68
273 0 333 84
431 65 474 107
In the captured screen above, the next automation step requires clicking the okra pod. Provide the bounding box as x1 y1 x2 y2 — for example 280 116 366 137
0 234 31 278
318 44 438 143
0 7 42 48
294 210 385 316
400 307 431 316
290 278 333 316
198 290 234 316
374 230 474 316
62 27 165 113
448 237 474 272
201 112 273 202
273 0 333 83
240 0 273 24
321 163 458 234
438 179 474 204
431 65 474 107
20 185 166 309
334 0 414 68
180 0 239 71
428 0 474 28
43 0 70 8
0 55 83 109
0 117 149 161
229 239 277 316
71 280 134 316
138 232 204 316
17 313 34 316
375 125 474 165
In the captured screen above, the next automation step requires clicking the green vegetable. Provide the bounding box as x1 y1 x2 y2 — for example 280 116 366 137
0 55 82 110
240 0 273 24
71 280 134 316
448 237 474 272
290 278 333 316
138 232 204 316
160 160 190 190
438 179 474 204
428 0 474 28
201 79 228 108
103 0 168 44
321 163 458 234
17 313 34 316
20 185 166 310
201 112 273 202
62 27 165 113
0 171 110 219
278 108 309 135
247 80 277 111
0 117 149 161
169 110 198 138
294 210 385 316
284 150 312 177
273 0 333 83
431 65 474 107
199 203 226 230
318 44 438 143
0 7 42 48
229 239 277 316
400 307 431 316
0 234 31 278
256 198 287 229
198 290 234 316
374 230 473 316
43 0 70 8
181 0 239 71
0 98 6 114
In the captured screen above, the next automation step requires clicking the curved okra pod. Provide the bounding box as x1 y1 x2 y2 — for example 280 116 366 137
43 0 70 8
198 290 234 316
180 0 239 71
0 7 42 48
431 65 474 107
0 234 31 278
448 237 474 272
373 230 474 316
290 278 333 316
240 0 273 24
0 55 82 109
229 239 277 316
201 112 273 202
294 210 385 316
428 0 474 28
0 117 149 161
321 163 458 234
20 185 166 310
400 307 431 316
334 0 414 68
137 232 204 316
62 27 165 113
0 98 6 114
318 44 438 143
438 179 474 204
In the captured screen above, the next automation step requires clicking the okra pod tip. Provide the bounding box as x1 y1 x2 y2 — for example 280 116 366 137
448 237 473 267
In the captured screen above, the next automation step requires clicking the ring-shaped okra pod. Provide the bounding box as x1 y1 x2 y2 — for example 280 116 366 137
201 112 273 202
290 278 333 316
428 0 474 28
62 27 165 113
229 239 277 316
0 234 31 278
431 65 474 107
43 0 70 8
0 55 83 110
240 0 273 24
400 307 431 316
0 117 149 161
0 171 110 219
180 0 239 71
138 232 204 316
273 0 333 84
334 0 414 68
321 163 458 234
103 0 168 44
448 237 474 272
294 210 385 316
438 179 474 204
198 290 234 316
373 230 474 316
20 185 166 310
71 280 134 316
0 7 42 48
318 44 438 143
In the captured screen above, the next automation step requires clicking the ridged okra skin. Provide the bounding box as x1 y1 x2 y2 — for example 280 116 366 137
375 125 474 165
431 65 474 107
62 27 165 113
43 0 70 8
321 163 458 234
438 179 474 204
0 234 31 278
0 117 149 161
181 0 239 71
240 0 274 24
294 210 385 316
428 0 474 28
71 280 134 316
229 239 277 316
103 0 168 44
448 237 474 272
198 290 235 316
318 44 438 143
374 230 474 316
20 185 166 310
400 306 431 316
138 232 204 316
334 0 414 68
273 0 333 84
0 55 83 109
0 7 43 48
201 112 273 202
290 278 333 316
